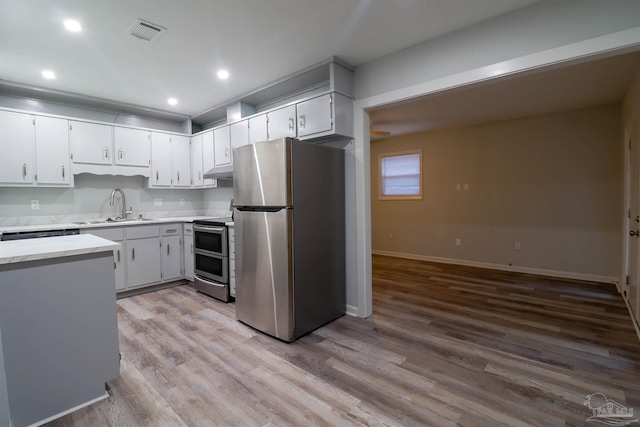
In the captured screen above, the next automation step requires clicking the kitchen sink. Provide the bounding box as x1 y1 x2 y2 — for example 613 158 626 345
73 218 153 225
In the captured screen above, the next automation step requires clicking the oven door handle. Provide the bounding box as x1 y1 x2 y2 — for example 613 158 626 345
194 225 226 233
195 275 227 287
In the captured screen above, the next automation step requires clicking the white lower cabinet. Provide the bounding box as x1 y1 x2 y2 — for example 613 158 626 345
81 227 126 291
85 224 187 292
127 236 162 289
183 224 194 281
161 225 182 281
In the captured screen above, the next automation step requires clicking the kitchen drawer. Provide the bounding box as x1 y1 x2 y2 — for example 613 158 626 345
183 224 193 235
125 225 160 240
161 224 181 236
82 227 124 241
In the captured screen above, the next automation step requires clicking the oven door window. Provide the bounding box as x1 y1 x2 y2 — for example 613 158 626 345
194 230 224 255
195 252 228 283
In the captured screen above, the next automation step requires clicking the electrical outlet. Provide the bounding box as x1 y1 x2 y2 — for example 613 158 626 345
515 242 521 250
388 232 393 239
31 200 39 210
456 184 461 191
154 198 163 206
180 198 186 206
464 183 469 191
456 238 461 246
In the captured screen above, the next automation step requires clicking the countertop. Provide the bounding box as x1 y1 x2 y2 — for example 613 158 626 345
0 216 222 234
0 234 121 265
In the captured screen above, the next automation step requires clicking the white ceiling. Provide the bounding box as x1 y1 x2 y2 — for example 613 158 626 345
0 0 539 119
370 51 640 138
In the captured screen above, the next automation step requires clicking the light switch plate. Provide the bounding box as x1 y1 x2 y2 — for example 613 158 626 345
180 198 186 206
154 198 163 206
31 200 39 210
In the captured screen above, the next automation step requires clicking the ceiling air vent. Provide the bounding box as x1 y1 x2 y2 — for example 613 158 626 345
129 19 166 42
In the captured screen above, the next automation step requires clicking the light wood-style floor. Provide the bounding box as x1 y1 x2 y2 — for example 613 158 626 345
47 255 640 426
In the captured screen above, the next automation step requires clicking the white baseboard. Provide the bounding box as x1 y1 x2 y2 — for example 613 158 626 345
345 304 358 317
372 250 619 285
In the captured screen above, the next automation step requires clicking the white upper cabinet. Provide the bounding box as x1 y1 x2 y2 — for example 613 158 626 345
267 105 296 140
190 134 204 187
150 132 172 187
69 121 113 165
214 126 231 167
249 114 268 144
230 120 249 150
296 94 333 138
0 110 35 184
35 116 71 185
296 92 353 140
114 127 151 167
172 135 191 187
202 130 217 187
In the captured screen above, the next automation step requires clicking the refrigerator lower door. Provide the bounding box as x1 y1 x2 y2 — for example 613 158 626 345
235 208 294 341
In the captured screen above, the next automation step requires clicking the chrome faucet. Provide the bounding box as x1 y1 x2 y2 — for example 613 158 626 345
109 188 133 220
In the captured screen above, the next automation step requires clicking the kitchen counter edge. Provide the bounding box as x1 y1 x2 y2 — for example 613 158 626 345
0 216 219 235
0 234 121 265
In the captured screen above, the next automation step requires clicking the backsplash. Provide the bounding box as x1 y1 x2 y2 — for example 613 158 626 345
0 175 234 226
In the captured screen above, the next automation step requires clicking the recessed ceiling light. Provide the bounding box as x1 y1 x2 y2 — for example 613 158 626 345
168 98 178 106
217 70 229 80
64 20 82 32
41 70 56 79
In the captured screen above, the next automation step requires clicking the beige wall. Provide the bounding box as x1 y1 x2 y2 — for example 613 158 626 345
370 104 623 279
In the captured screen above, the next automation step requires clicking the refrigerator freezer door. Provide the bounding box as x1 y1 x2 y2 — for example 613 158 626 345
233 138 292 207
235 208 294 341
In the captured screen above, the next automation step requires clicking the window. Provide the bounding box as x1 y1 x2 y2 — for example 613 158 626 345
378 150 422 200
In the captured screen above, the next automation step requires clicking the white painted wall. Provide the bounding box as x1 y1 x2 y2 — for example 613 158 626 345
350 1 640 317
371 104 622 282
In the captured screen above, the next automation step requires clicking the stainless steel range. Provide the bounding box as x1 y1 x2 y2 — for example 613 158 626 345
193 217 233 302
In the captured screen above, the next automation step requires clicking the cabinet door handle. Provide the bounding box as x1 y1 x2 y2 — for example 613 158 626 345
61 165 65 179
117 249 120 263
104 147 109 159
156 170 159 182
225 147 229 158
177 171 180 182
132 248 135 261
198 171 202 181
119 148 123 159
167 244 170 255
299 114 306 129
289 117 294 131
22 163 27 179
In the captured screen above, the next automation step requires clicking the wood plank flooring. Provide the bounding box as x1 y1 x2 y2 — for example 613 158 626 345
47 255 640 426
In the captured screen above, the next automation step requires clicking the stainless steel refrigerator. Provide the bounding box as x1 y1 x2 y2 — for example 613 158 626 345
233 137 345 342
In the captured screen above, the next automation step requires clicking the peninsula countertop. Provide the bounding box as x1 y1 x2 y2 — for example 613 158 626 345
0 234 121 265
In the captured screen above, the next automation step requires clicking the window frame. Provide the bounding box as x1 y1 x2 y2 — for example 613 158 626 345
377 149 423 201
